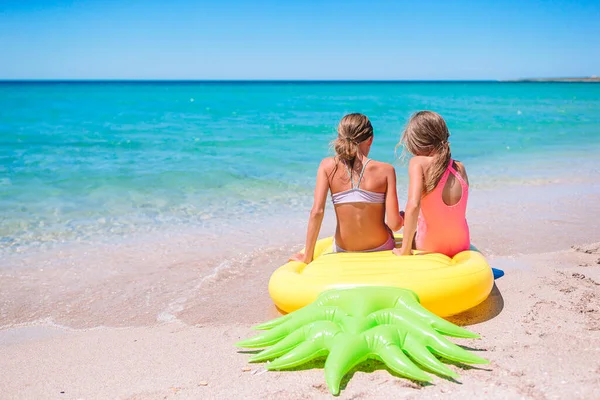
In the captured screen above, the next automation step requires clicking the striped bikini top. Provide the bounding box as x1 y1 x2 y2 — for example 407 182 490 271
331 159 386 205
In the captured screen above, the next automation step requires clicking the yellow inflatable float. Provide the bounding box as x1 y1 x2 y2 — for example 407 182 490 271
269 234 494 317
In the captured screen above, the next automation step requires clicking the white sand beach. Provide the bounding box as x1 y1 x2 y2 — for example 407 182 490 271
1 179 600 399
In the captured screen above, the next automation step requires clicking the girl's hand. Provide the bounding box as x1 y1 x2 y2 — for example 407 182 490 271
289 252 304 262
392 245 411 257
289 252 312 264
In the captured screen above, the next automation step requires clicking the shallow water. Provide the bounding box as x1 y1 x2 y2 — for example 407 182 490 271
1 81 599 256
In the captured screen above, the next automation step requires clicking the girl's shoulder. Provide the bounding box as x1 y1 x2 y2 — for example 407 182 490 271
366 158 391 167
453 159 466 170
451 159 468 174
319 157 337 170
366 159 395 174
408 155 432 168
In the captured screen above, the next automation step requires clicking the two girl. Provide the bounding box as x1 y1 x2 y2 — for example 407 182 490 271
291 111 470 263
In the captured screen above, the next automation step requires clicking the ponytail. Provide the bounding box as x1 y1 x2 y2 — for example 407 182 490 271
333 137 360 168
331 113 373 170
424 141 451 194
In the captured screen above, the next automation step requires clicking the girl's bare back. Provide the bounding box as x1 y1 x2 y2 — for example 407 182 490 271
420 157 469 205
325 158 393 251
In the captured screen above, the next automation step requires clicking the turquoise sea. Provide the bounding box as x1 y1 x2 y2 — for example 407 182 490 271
1 81 600 254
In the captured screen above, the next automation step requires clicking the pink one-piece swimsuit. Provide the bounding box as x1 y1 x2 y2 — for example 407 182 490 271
416 159 470 257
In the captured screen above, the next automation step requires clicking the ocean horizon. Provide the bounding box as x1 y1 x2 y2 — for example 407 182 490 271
2 79 599 83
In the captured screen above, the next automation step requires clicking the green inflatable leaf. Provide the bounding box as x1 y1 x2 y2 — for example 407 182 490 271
236 286 487 395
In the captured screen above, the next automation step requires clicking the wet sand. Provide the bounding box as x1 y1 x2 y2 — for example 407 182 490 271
1 179 600 399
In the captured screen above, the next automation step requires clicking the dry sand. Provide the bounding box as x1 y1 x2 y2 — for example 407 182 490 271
1 180 600 399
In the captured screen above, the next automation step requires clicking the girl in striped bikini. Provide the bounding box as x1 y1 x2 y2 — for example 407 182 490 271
290 113 404 264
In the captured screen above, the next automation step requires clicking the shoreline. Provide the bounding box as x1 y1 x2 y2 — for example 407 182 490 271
3 161 600 259
1 174 599 398
1 178 599 329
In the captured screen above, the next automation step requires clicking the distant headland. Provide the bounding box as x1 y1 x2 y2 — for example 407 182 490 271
504 76 600 82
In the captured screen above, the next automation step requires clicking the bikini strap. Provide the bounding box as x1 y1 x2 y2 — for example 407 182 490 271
345 158 371 189
355 159 371 189
344 162 356 188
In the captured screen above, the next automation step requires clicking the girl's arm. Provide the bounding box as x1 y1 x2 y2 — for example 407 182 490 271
289 159 330 264
384 165 404 231
394 157 424 256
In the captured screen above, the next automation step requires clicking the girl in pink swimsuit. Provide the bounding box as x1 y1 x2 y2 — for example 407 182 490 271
393 111 470 258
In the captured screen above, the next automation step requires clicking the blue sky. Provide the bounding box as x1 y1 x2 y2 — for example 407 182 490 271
0 0 598 80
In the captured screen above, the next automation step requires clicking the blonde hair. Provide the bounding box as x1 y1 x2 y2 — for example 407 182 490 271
331 113 373 169
400 111 451 194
